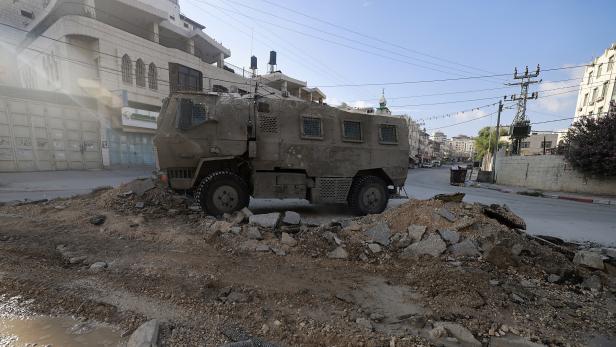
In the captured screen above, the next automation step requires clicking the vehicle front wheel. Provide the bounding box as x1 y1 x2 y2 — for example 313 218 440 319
347 175 389 215
195 171 249 216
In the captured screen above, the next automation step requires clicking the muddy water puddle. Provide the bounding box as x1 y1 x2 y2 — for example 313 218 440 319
0 316 122 347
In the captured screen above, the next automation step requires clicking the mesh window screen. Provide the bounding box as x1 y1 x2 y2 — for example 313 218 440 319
303 117 322 137
343 121 362 141
379 125 397 143
192 103 208 125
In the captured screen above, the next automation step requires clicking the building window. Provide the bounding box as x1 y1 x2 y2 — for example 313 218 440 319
379 124 398 144
148 63 157 90
598 106 603 115
608 56 614 71
591 88 598 104
342 120 362 141
121 54 132 84
597 64 603 78
301 117 322 138
169 63 202 92
135 59 145 87
601 82 608 99
588 71 593 84
521 141 530 148
583 93 589 106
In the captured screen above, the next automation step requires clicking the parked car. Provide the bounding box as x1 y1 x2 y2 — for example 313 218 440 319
431 160 441 167
421 162 434 168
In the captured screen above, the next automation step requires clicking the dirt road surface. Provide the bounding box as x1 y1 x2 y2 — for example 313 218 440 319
0 181 615 346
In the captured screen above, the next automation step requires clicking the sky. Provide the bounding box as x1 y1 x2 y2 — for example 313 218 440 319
180 0 616 138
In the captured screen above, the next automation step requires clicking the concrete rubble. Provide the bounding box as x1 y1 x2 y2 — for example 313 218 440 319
0 184 614 346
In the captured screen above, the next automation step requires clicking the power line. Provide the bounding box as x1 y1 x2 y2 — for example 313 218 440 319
257 0 502 77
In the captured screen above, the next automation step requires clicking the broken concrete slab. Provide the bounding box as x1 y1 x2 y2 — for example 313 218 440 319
282 211 301 225
433 321 481 347
437 207 457 222
483 204 526 230
245 227 262 240
125 179 156 197
367 243 382 254
408 224 427 243
89 262 107 272
433 192 465 203
573 251 605 270
327 246 349 259
401 233 446 258
280 232 297 247
249 213 280 229
438 229 460 244
391 233 412 250
449 239 480 257
127 319 159 347
364 222 391 246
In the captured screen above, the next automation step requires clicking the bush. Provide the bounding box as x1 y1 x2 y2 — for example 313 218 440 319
563 108 616 177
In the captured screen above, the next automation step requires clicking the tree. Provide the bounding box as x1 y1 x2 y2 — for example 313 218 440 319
563 108 616 177
474 126 509 160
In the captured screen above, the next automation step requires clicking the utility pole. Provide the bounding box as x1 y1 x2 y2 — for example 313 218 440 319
506 65 541 155
491 100 503 183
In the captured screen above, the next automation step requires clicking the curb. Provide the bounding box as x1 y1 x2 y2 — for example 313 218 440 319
472 183 616 206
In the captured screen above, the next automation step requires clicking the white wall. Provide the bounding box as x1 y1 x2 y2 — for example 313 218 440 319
495 155 616 195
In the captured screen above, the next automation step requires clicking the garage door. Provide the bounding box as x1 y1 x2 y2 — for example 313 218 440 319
0 97 102 171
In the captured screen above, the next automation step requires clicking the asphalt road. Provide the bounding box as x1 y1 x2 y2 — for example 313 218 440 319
1 167 614 245
404 167 616 246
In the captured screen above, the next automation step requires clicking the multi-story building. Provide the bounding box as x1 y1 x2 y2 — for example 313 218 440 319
574 42 616 122
1 0 321 171
450 135 475 160
519 132 559 156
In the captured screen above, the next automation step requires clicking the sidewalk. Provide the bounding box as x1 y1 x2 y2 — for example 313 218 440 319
471 181 616 206
0 167 153 202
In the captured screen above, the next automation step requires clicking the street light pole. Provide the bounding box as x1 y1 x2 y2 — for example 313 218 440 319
492 100 503 183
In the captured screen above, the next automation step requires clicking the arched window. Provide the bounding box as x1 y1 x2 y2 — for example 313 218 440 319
121 54 132 84
135 59 145 87
148 63 158 90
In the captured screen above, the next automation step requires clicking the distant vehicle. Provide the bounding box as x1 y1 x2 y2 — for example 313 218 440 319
421 162 434 168
154 91 410 216
431 160 441 167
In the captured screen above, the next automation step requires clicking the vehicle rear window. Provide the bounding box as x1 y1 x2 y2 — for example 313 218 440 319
177 98 210 129
379 124 397 144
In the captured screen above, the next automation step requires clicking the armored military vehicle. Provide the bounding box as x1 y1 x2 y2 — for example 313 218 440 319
154 91 409 215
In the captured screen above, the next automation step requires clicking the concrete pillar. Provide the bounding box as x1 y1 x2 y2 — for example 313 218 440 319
319 98 323 105
298 88 302 98
281 80 288 93
186 39 195 55
217 52 224 68
309 92 313 102
150 22 160 43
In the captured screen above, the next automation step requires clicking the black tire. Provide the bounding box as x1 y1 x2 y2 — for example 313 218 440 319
347 175 389 215
195 171 249 216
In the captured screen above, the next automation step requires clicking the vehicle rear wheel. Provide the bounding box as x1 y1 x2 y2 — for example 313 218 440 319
195 171 249 216
347 175 388 215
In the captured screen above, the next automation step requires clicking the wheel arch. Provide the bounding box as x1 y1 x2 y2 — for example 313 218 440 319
353 168 394 186
190 156 251 189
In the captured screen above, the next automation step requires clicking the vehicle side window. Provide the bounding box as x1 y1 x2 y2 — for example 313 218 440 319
177 98 210 129
257 102 270 113
302 116 322 139
343 120 362 142
379 124 398 144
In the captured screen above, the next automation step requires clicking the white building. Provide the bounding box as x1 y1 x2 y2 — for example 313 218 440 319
574 42 616 122
519 132 559 156
450 135 475 160
0 0 299 170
